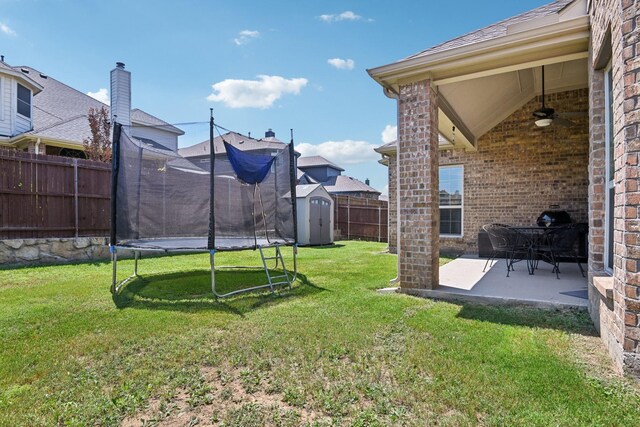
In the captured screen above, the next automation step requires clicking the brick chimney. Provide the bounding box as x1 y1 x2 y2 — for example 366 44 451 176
110 62 131 126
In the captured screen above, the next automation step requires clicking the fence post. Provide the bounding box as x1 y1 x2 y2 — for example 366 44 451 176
378 204 381 242
347 197 350 240
73 158 79 238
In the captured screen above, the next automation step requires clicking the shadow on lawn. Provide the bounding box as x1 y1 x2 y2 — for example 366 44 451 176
455 303 598 336
112 269 324 315
304 243 345 249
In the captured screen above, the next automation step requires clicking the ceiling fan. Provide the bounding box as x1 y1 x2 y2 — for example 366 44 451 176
532 65 577 128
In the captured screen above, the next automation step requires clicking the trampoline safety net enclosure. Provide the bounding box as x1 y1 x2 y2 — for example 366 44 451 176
110 118 298 298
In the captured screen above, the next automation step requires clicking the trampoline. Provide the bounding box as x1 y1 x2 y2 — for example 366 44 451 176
110 113 298 298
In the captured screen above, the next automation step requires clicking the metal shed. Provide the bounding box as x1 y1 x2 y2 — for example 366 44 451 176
296 184 334 246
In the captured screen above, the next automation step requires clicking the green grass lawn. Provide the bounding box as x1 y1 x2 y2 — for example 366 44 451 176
1 241 638 426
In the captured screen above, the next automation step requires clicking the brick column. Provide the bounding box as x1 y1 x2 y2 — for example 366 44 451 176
397 79 439 289
387 153 398 254
620 0 640 375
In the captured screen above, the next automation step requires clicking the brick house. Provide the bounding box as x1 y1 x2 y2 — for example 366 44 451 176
368 0 640 376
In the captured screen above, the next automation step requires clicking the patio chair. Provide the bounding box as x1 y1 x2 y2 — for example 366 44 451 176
533 223 585 279
482 224 531 277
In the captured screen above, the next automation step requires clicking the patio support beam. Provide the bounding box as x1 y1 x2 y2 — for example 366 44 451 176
397 78 440 290
437 94 476 147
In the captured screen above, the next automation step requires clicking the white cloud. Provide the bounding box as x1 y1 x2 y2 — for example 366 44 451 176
233 29 260 45
87 88 110 105
296 140 379 165
381 124 397 144
319 11 369 23
381 184 389 196
207 75 308 109
327 58 355 70
0 22 16 37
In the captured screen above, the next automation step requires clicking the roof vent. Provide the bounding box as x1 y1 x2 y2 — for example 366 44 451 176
0 55 4 62
39 73 47 79
265 128 275 138
365 178 370 186
116 62 125 69
20 67 29 73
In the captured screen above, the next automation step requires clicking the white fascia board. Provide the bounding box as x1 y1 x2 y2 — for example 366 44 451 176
0 69 43 94
368 16 589 87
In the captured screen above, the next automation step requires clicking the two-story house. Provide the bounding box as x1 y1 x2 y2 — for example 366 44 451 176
0 59 183 157
297 156 381 200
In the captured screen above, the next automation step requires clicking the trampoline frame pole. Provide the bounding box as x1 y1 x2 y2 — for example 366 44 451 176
110 246 140 295
210 249 216 295
110 246 118 294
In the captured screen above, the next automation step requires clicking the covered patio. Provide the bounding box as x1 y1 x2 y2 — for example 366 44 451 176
370 0 590 293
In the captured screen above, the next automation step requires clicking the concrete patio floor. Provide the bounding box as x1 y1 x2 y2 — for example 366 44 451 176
399 255 588 309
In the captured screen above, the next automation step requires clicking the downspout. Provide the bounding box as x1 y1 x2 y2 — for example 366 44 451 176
383 85 400 286
35 138 41 155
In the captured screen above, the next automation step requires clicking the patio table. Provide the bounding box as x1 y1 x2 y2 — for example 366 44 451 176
507 226 548 275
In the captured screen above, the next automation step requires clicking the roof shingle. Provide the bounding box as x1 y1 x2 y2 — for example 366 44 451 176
406 0 574 60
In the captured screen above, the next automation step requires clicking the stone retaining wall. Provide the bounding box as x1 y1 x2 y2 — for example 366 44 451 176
0 237 110 265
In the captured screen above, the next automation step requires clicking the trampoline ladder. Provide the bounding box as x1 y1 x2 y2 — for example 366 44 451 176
259 245 293 292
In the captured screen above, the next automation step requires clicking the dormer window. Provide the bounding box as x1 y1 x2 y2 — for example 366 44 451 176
17 83 31 118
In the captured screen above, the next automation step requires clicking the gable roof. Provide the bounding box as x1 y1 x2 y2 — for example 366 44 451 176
178 131 286 158
297 156 345 172
131 108 184 135
407 0 575 60
321 175 380 195
296 183 326 198
368 0 589 148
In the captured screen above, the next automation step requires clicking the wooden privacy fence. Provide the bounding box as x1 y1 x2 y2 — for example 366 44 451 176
332 195 388 242
0 150 111 239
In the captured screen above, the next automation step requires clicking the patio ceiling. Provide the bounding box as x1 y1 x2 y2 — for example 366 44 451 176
368 0 589 151
438 57 588 148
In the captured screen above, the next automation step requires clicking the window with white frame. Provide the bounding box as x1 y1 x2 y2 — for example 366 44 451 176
604 63 614 273
17 83 31 118
439 165 463 237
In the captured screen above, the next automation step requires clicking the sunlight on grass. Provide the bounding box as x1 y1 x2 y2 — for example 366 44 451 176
0 241 638 426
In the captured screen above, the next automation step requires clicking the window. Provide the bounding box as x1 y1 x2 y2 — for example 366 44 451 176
604 64 614 272
440 165 463 237
17 83 31 118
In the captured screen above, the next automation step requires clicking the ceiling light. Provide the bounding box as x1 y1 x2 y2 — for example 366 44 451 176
535 118 553 127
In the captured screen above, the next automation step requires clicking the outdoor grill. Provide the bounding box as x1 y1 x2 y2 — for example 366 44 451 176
536 209 572 228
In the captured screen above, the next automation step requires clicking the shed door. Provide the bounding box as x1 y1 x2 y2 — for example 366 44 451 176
309 197 331 245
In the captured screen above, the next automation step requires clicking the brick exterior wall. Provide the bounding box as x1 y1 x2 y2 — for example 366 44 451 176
388 155 397 254
397 79 439 289
439 89 590 254
589 0 640 376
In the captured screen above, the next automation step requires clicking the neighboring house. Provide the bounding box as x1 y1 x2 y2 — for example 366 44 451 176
179 129 291 169
297 155 381 199
0 59 182 157
369 0 640 376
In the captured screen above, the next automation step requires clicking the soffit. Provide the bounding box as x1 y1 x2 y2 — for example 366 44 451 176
438 57 588 139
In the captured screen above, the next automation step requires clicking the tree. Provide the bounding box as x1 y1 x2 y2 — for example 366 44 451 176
83 106 112 162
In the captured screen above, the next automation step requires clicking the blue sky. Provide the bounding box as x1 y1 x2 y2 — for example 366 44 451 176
1 0 550 194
